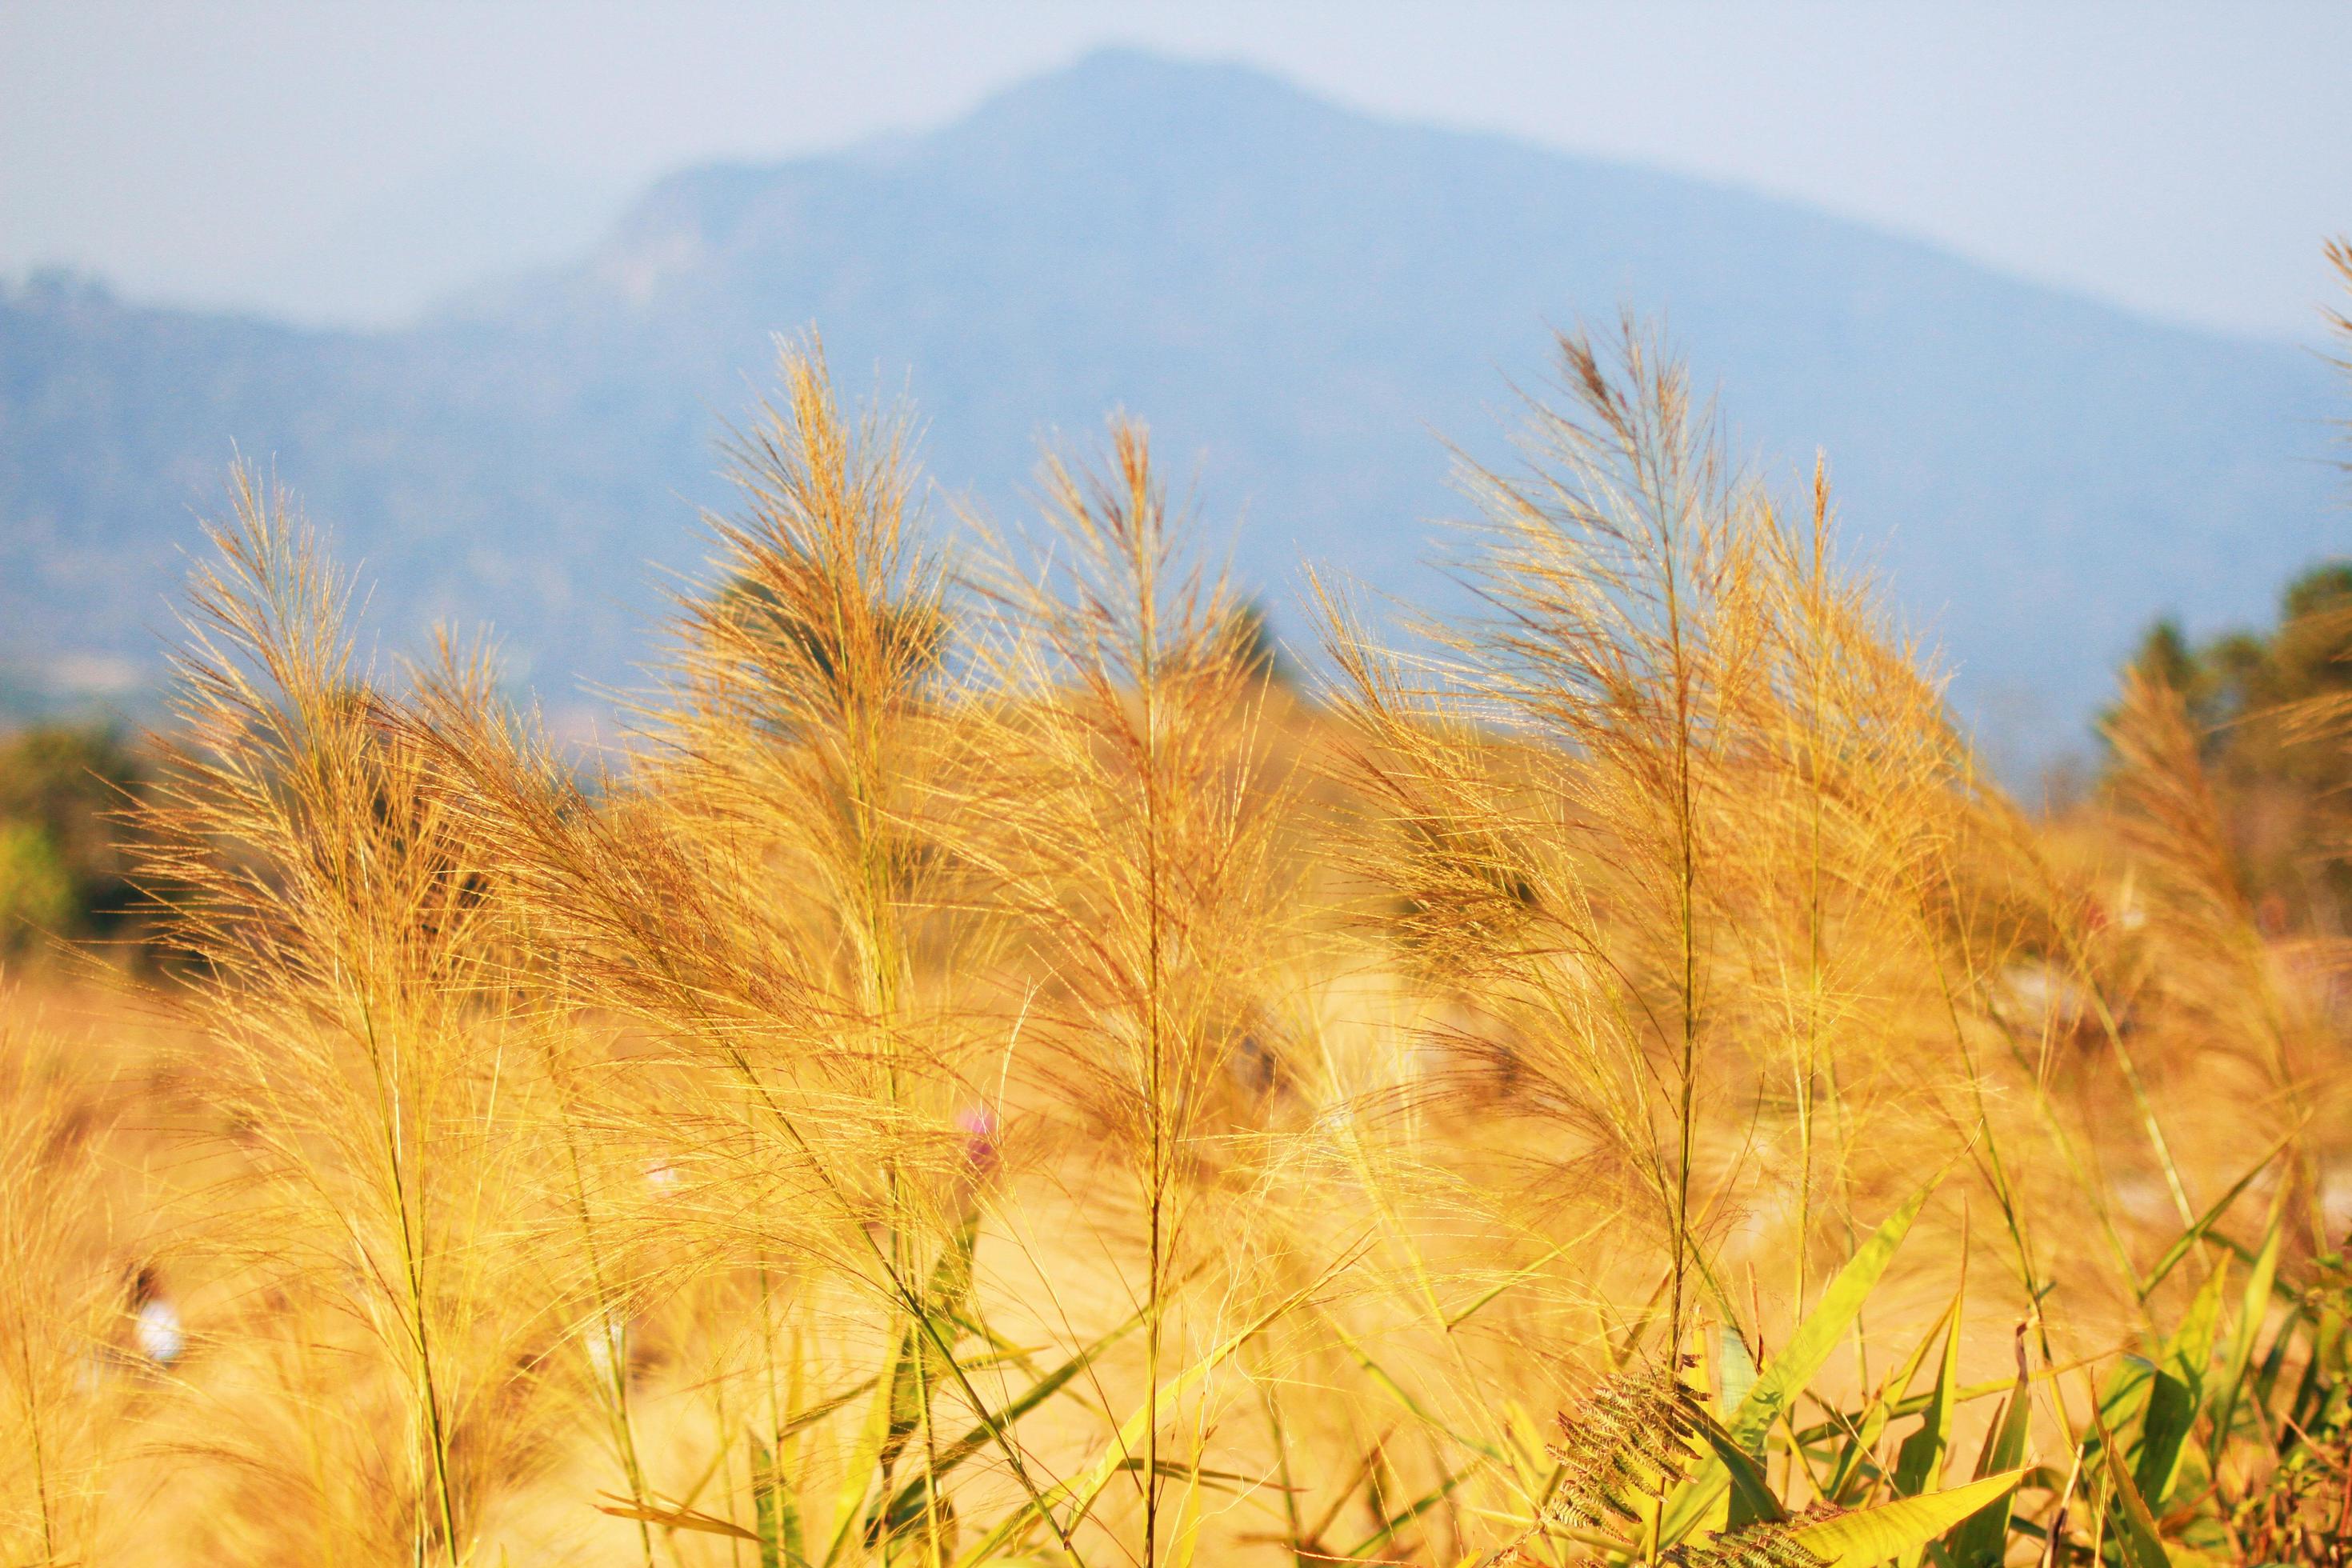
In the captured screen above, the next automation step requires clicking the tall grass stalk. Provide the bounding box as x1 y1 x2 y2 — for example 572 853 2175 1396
962 418 1299 1563
137 477 558 1562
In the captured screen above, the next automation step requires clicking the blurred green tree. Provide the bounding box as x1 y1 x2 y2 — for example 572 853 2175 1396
2116 561 2352 928
0 724 147 952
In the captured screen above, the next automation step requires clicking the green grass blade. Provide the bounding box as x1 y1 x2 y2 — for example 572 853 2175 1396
1786 1468 2026 1568
1661 1178 1934 1543
1948 1330 2034 1568
1054 1297 1303 1528
752 1438 790 1568
876 1220 986 1490
2099 1434 2174 1568
1341 1465 1471 1561
767 1378 878 1442
2207 1187 2286 1462
1694 1409 1786 1530
1322 1313 1504 1462
2134 1137 2284 1302
1891 1276 1962 1500
1734 1180 1936 1450
1826 1300 1953 1504
1802 1358 2086 1453
2133 1258 2227 1508
878 1303 1149 1531
597 1492 764 1544
825 1359 900 1567
1717 1325 1759 1436
953 1272 1334 1567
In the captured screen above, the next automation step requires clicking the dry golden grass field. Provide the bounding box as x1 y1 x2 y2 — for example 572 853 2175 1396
4 314 2351 1568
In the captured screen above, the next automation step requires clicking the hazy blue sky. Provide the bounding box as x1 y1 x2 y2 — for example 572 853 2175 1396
5 2 2348 340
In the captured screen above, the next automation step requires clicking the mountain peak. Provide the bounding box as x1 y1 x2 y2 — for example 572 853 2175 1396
982 44 1315 118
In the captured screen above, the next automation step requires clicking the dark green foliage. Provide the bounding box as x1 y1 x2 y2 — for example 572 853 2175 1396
0 722 146 950
2124 562 2352 740
1218 598 1296 686
748 1437 798 1568
2227 1250 2352 1566
2113 560 2352 929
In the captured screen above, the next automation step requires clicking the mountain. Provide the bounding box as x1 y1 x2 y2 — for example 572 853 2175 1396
2 49 2342 754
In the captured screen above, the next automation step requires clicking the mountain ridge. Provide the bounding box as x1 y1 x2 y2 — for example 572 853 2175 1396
2 48 2340 754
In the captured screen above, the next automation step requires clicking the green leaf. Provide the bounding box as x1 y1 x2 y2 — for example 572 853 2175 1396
1947 1330 2034 1568
826 1361 899 1567
1891 1277 1962 1501
2207 1187 2286 1461
1734 1181 1937 1450
2100 1433 2174 1568
1786 1469 2026 1568
2134 1259 2227 1507
1827 1302 1952 1505
1694 1409 1786 1530
878 1302 1148 1533
2134 1137 2285 1302
2092 1353 2159 1446
749 1438 794 1568
1662 1179 1936 1543
1718 1325 1759 1438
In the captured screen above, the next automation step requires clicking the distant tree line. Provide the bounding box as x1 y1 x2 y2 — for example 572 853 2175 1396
0 724 150 957
2117 561 2352 930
